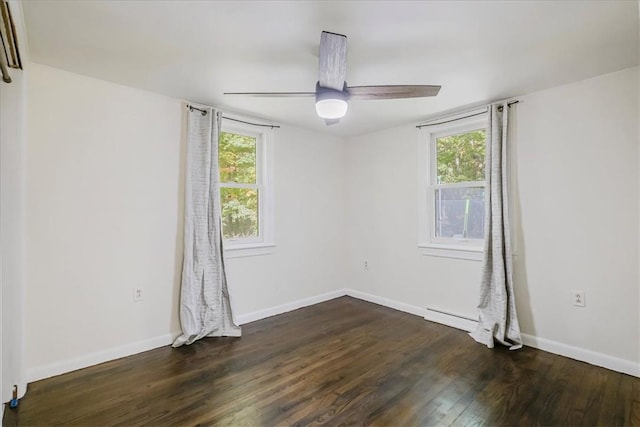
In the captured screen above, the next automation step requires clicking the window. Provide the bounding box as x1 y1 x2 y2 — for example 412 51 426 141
433 129 486 241
418 112 487 260
219 121 274 257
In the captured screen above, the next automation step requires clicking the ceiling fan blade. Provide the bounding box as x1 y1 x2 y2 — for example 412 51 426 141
324 118 340 126
319 31 347 91
347 85 441 100
224 92 315 97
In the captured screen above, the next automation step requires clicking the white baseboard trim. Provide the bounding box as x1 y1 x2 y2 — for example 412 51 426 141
344 291 639 378
25 289 639 383
345 289 426 317
27 333 175 383
26 290 348 384
521 333 639 377
235 289 347 325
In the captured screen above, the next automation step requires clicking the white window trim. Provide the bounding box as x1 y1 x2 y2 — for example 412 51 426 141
417 110 488 261
220 117 275 258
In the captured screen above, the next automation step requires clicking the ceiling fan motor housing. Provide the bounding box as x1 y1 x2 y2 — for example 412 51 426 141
315 82 349 119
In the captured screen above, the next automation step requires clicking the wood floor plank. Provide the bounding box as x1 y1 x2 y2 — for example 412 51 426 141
631 376 640 427
3 297 638 426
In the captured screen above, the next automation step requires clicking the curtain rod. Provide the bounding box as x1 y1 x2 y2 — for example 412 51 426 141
416 100 519 129
224 116 280 129
187 105 280 129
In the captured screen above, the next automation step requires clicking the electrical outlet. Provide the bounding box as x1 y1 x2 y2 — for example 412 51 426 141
133 287 144 302
364 260 369 270
572 290 585 307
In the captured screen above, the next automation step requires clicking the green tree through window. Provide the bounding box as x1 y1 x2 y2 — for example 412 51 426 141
434 129 486 240
219 131 259 239
436 130 486 184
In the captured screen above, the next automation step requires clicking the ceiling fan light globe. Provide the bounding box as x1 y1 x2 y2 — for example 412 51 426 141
315 98 348 119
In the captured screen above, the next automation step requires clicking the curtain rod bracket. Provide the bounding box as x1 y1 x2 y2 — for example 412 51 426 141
187 105 207 116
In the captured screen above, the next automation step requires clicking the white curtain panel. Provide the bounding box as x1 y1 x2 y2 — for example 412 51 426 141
173 106 241 348
469 103 522 350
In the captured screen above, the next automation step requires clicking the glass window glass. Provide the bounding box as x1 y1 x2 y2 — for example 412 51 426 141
434 187 484 239
221 187 259 239
219 132 257 184
436 130 486 184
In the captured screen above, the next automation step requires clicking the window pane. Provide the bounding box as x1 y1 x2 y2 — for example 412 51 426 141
221 187 259 239
434 187 484 239
436 129 486 184
219 131 257 184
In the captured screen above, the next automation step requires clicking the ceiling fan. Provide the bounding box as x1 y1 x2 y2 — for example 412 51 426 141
224 31 441 125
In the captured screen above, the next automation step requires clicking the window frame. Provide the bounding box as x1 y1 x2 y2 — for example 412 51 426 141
418 111 488 261
219 119 275 258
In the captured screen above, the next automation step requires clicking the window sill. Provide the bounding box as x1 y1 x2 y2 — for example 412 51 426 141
224 243 275 258
418 243 483 261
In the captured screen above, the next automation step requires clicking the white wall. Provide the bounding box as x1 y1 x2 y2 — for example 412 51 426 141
26 64 183 375
227 124 346 317
1 1 29 403
25 63 346 379
23 60 639 379
346 126 480 317
514 66 639 365
344 125 482 318
345 67 640 368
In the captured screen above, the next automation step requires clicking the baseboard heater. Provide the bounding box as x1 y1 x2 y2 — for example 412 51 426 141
425 307 477 322
425 307 478 332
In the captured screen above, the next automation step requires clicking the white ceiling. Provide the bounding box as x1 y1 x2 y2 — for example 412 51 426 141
22 1 639 137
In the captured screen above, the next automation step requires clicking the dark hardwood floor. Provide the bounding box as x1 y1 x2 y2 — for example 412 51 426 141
4 296 640 426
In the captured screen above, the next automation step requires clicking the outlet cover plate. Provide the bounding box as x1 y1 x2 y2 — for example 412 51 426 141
133 287 144 302
572 290 585 307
